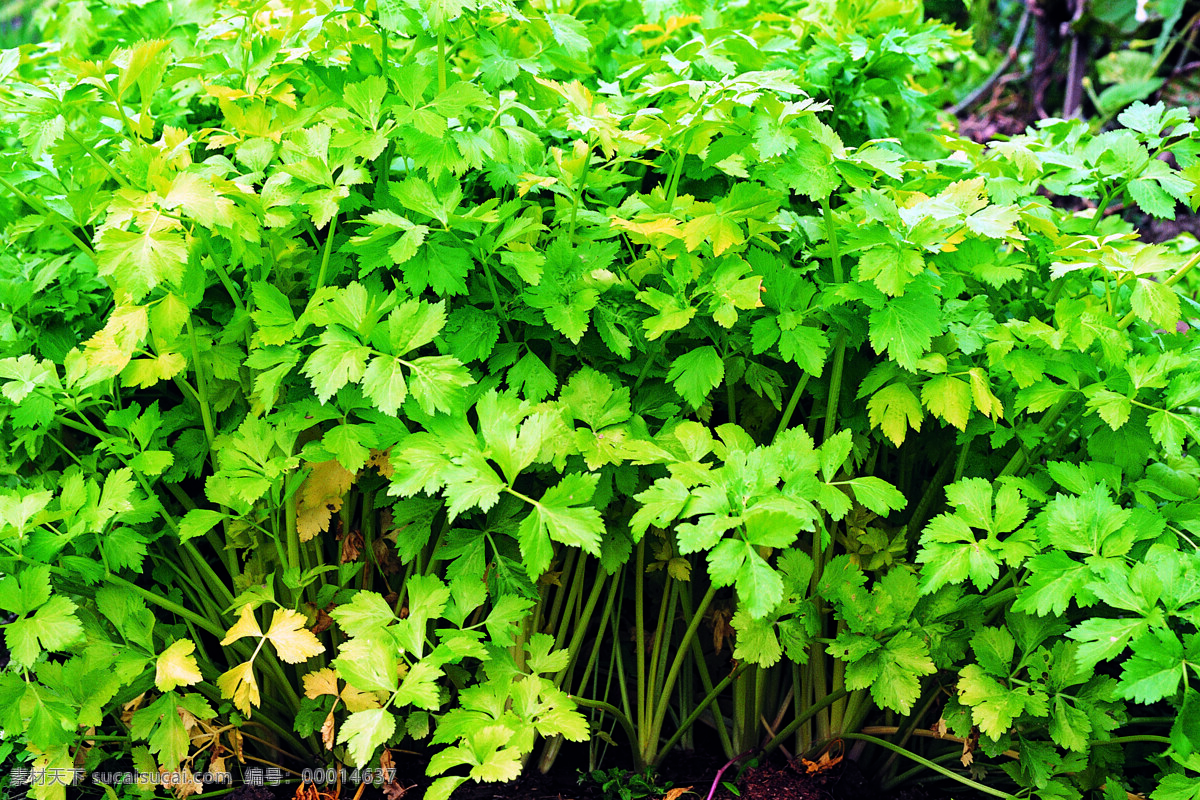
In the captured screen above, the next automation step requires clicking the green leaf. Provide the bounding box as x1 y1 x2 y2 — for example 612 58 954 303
1014 551 1095 616
731 609 782 668
868 290 943 371
338 708 396 768
667 346 724 409
484 595 534 647
362 356 408 416
96 228 188 303
4 595 84 668
972 626 1016 676
631 478 690 540
845 477 906 516
0 565 51 615
1067 617 1148 669
331 591 397 639
1171 688 1200 758
425 777 469 800
1152 774 1200 800
857 245 924 296
778 326 829 375
856 631 936 714
1118 629 1186 703
387 300 447 354
958 664 1027 739
394 660 442 710
1131 278 1181 329
303 327 371 403
526 632 571 673
335 635 399 693
536 474 604 553
708 539 783 619
407 355 473 414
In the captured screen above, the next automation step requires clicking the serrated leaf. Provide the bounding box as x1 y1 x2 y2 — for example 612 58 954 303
867 383 923 447
868 290 943 371
155 639 202 691
1131 278 1181 329
338 708 396 768
264 608 325 663
667 346 724 409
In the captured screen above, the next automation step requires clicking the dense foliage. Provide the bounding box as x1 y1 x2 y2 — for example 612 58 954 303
1 1 1200 800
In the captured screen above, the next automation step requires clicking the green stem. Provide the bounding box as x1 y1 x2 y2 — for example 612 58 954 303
633 332 671 391
762 687 849 754
481 256 515 342
437 25 448 94
836 733 1018 800
635 538 648 736
655 660 750 765
567 148 591 242
570 696 644 771
64 129 129 188
186 315 217 449
0 174 97 258
1117 247 1200 329
315 214 338 290
648 582 717 753
772 374 810 443
998 396 1071 477
1096 735 1172 746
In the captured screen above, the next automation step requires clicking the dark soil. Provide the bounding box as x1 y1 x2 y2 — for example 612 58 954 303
220 751 948 800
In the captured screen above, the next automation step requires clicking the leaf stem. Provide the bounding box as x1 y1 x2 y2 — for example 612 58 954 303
1117 246 1200 329
315 213 338 291
569 696 644 771
772 373 810 443
648 582 718 759
836 733 1019 799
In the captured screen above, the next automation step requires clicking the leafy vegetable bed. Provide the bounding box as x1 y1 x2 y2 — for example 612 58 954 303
1 1 1200 800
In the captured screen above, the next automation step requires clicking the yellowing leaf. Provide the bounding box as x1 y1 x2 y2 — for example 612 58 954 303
297 460 357 542
122 352 187 389
516 173 557 197
341 685 382 712
82 304 150 380
303 668 340 699
95 226 189 303
217 661 260 716
220 604 263 645
922 375 972 431
868 383 924 447
968 368 1003 420
264 608 324 663
155 639 202 692
683 213 744 256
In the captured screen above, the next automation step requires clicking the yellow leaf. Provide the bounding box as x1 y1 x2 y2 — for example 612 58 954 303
220 604 263 646
341 685 382 712
121 351 187 389
968 368 1004 420
297 460 356 542
217 661 260 716
516 173 557 197
82 304 149 380
155 639 202 692
867 383 923 448
303 668 339 699
264 608 325 663
682 213 744 256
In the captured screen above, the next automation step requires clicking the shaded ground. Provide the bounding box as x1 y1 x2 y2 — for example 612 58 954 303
224 752 948 800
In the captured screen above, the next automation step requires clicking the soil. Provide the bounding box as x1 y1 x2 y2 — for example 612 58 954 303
222 750 950 800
